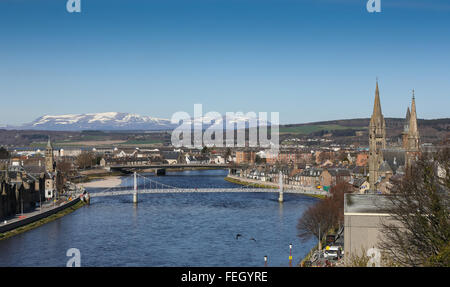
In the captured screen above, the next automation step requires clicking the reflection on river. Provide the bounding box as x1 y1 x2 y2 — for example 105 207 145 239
0 170 318 266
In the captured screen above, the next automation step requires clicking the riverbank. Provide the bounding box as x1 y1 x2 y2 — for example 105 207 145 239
77 176 123 188
225 175 326 199
73 168 124 183
0 169 316 266
224 176 278 189
0 199 85 241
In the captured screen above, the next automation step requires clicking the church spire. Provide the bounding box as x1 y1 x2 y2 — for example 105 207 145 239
406 90 420 171
404 106 410 132
409 90 419 139
368 80 386 192
47 136 53 149
372 79 383 124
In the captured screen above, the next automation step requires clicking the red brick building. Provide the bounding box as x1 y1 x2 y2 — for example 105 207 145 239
235 150 256 164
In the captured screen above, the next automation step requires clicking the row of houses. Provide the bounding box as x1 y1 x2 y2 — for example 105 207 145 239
239 166 353 190
237 163 381 193
100 149 230 167
0 167 46 220
235 149 371 167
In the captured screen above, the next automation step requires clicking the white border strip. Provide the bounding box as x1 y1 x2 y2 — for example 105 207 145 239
344 212 391 216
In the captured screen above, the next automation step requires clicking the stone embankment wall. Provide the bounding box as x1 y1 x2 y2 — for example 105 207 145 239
0 197 81 234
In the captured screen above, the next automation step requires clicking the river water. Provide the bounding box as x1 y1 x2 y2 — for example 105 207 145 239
0 170 318 267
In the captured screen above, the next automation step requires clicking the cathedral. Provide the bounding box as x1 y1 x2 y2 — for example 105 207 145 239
368 82 420 192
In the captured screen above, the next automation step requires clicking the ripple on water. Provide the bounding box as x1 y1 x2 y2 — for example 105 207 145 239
0 170 318 266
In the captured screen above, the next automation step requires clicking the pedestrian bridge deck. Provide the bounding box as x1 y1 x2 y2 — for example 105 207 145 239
90 187 327 197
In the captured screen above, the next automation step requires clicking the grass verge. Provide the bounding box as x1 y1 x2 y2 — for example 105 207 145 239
225 177 327 199
224 176 278 189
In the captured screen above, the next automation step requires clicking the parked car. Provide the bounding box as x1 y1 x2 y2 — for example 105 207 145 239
323 246 342 260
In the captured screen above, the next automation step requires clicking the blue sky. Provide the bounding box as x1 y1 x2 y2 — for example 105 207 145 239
0 0 449 125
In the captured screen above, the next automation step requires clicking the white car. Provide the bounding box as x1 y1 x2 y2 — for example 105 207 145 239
323 246 342 260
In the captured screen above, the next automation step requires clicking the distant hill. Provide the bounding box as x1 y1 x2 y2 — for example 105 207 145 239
7 112 270 131
1 117 448 147
8 112 176 131
279 118 450 145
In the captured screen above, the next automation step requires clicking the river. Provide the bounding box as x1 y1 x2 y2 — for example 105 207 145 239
0 170 318 267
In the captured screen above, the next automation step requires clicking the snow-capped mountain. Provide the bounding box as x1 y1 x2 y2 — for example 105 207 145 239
16 112 176 131
10 112 272 131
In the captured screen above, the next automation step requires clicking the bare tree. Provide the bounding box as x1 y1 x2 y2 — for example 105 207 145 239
297 198 337 243
76 151 96 169
0 147 9 159
225 148 232 160
318 151 333 163
329 181 353 226
298 181 352 244
379 148 450 266
57 159 73 176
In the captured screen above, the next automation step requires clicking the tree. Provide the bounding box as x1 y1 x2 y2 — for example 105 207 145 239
298 181 352 245
318 151 333 163
0 147 9 159
297 198 337 244
255 155 265 164
57 159 73 176
75 151 96 169
337 151 348 163
225 148 232 161
0 162 6 174
379 148 450 267
55 159 74 194
329 181 353 226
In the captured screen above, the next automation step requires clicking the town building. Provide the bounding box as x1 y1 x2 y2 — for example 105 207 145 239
344 194 394 261
235 150 256 165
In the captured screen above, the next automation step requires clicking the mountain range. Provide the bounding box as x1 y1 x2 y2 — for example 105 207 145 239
6 112 270 131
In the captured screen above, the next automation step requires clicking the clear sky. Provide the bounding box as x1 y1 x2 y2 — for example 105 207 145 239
0 0 449 126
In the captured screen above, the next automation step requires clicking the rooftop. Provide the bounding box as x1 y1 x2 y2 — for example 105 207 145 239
344 194 393 214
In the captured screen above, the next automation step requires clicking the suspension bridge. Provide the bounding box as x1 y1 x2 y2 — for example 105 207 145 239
88 172 328 203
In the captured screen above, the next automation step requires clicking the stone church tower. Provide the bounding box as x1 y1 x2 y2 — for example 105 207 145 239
368 81 386 191
405 91 420 171
45 137 55 173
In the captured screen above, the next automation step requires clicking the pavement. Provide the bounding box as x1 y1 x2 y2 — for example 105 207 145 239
305 227 345 267
1 196 73 227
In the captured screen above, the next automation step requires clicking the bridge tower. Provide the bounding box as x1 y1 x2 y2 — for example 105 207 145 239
133 172 138 204
278 171 284 203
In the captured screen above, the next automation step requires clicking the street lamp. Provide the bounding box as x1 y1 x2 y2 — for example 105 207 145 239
289 243 293 266
264 255 268 267
318 224 322 252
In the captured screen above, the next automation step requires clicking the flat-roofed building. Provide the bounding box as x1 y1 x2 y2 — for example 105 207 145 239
344 194 399 262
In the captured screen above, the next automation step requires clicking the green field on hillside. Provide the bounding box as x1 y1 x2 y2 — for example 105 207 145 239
121 139 164 145
280 124 365 135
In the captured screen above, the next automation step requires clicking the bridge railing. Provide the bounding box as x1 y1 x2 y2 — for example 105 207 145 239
88 173 328 198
